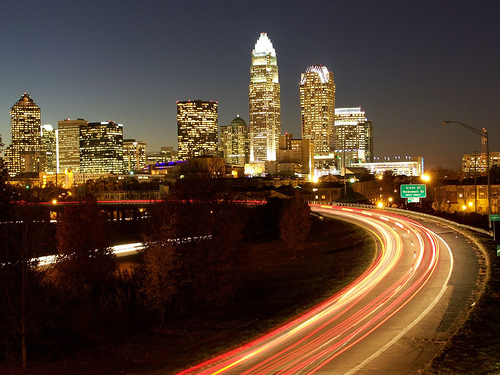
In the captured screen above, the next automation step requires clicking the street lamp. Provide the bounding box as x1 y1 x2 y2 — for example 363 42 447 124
443 120 492 231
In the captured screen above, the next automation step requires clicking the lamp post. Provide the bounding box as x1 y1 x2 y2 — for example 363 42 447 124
443 121 492 232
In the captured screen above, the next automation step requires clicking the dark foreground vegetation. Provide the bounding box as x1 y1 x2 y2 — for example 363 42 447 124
0 187 374 374
0 173 376 374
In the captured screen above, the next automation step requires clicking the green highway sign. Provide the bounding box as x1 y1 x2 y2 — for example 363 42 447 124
400 184 427 198
407 197 420 203
490 215 500 222
497 246 500 257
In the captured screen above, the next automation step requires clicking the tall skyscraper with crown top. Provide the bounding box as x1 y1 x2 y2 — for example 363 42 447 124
249 33 281 163
299 65 335 157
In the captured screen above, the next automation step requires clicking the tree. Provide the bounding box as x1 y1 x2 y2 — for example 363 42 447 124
243 197 286 241
0 205 53 369
173 174 233 203
280 193 312 258
0 134 12 220
428 166 461 183
140 208 178 324
180 201 243 306
54 198 117 298
142 194 244 313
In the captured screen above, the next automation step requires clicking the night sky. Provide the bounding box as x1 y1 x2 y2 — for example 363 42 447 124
1 0 499 170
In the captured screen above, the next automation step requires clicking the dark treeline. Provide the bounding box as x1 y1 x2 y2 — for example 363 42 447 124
0 175 312 370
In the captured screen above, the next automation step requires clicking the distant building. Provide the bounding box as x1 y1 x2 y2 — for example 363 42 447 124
177 100 218 161
299 65 335 157
462 151 500 175
41 124 57 173
57 118 88 173
145 147 178 166
160 147 177 160
80 121 124 174
178 155 226 178
334 107 373 168
433 183 499 215
275 133 314 176
249 33 281 162
220 116 249 165
123 139 147 172
83 179 168 201
5 93 43 176
353 156 424 176
302 181 344 204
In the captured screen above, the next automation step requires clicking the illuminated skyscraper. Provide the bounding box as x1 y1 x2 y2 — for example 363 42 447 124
220 116 249 165
299 65 335 157
80 121 124 174
5 93 43 176
41 124 57 173
177 100 218 161
57 118 88 173
123 139 147 172
334 107 373 168
249 33 281 162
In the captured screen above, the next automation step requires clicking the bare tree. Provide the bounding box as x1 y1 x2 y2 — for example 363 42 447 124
54 198 117 298
280 193 312 258
142 194 244 313
180 201 243 306
140 212 178 324
0 205 53 369
0 135 12 220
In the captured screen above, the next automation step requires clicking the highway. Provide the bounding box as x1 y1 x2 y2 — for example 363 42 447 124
176 205 458 375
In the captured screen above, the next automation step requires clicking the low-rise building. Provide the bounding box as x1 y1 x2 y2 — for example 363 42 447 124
432 183 499 214
353 156 424 177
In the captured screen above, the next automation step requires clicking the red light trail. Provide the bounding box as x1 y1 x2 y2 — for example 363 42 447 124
176 205 453 375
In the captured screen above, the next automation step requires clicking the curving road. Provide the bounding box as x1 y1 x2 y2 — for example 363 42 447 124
176 205 459 374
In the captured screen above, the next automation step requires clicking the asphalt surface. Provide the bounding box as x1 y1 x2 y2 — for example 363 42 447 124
336 213 481 375
176 206 482 375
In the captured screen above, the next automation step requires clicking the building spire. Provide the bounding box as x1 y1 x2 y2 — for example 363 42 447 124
253 32 276 56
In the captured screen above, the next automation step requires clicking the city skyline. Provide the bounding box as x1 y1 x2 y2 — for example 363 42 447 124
0 1 499 170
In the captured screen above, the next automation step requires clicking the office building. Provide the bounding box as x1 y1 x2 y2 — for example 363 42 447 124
146 147 178 166
160 147 178 161
57 118 88 173
123 139 147 172
353 156 424 176
299 65 335 156
275 133 314 176
5 93 43 176
80 121 124 174
220 116 249 165
249 33 281 162
177 100 218 160
334 107 373 168
41 124 57 173
462 151 500 175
